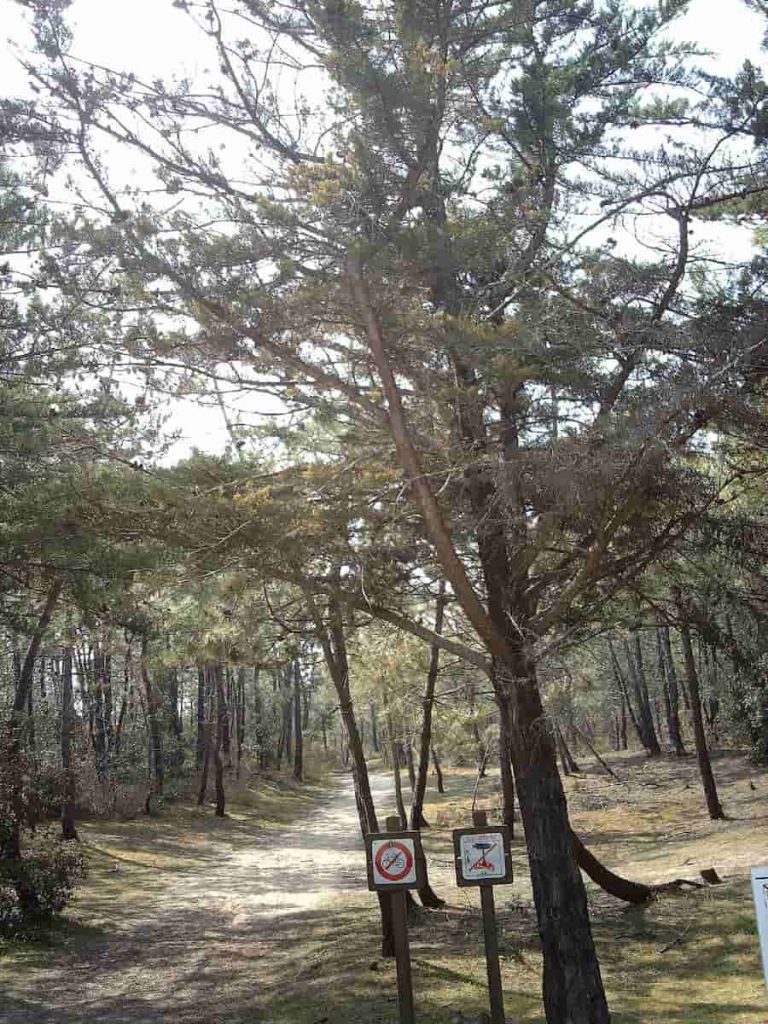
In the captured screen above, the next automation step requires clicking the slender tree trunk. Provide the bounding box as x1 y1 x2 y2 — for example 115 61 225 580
196 665 206 769
609 640 642 749
675 593 725 820
2 579 63 901
619 694 627 750
214 672 226 817
236 667 246 779
306 583 394 957
431 745 445 793
369 699 379 752
659 625 686 755
61 642 78 841
293 660 303 781
217 664 231 768
410 581 446 831
141 633 164 814
624 635 661 755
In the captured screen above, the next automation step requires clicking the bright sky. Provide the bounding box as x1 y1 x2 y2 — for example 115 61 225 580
1 0 767 461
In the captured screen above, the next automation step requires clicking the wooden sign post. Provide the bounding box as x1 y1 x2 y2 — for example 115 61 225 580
453 810 513 1024
365 815 426 1024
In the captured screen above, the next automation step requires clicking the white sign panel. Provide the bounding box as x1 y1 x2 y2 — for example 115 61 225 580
459 831 506 882
371 838 417 887
752 867 768 993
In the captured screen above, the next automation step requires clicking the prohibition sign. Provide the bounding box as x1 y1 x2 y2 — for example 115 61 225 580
374 840 414 883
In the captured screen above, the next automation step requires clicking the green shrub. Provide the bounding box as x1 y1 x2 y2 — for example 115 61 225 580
0 828 87 936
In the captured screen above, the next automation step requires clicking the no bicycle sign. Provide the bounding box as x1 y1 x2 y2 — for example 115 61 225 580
365 828 425 892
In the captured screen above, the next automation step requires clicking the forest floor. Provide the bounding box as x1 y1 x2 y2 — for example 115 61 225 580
0 751 767 1023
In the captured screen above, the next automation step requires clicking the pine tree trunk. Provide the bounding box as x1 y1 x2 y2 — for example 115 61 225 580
498 695 515 838
431 745 445 793
61 642 78 841
293 660 303 782
196 665 206 769
410 581 445 831
498 651 610 1024
141 633 164 814
675 593 725 820
661 625 686 754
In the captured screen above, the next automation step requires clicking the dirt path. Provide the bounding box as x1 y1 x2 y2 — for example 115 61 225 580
1 773 394 1024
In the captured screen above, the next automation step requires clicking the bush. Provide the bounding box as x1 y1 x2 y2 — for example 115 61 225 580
0 828 87 937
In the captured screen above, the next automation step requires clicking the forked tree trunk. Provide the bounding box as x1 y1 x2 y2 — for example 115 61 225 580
350 265 609 1020
675 592 725 821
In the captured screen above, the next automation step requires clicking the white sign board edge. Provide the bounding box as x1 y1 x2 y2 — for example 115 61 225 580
371 837 418 887
751 866 768 995
459 831 506 881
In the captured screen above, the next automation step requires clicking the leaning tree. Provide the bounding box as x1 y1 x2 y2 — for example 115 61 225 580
19 0 768 1018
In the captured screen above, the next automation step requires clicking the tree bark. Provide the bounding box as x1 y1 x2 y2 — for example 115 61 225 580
141 633 164 814
12 579 63 719
196 664 206 769
431 745 445 793
293 659 303 782
658 625 686 755
410 580 446 831
571 831 652 904
305 582 394 957
675 592 725 821
350 267 609 1020
61 641 78 841
498 695 515 838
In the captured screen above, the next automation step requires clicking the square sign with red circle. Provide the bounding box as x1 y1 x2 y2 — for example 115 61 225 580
365 830 426 892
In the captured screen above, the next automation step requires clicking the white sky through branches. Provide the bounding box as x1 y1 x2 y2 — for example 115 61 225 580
1 0 767 461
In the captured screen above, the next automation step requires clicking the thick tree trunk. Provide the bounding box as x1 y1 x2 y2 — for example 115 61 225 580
497 651 610 1024
61 643 78 841
498 695 515 838
293 660 303 782
675 595 725 821
351 268 609 1018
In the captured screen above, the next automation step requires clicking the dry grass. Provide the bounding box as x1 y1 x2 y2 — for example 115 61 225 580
1 754 766 1023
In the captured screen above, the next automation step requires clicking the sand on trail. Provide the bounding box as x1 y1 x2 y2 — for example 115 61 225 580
1 773 393 1024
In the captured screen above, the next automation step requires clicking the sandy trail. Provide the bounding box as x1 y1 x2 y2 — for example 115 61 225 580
1 773 394 1024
